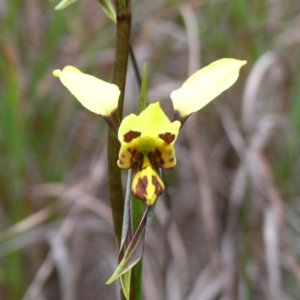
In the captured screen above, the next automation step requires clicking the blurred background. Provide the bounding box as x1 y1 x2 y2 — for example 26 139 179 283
1 0 300 299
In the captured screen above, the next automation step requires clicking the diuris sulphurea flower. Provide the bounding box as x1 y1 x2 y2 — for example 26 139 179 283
117 102 180 205
53 58 246 205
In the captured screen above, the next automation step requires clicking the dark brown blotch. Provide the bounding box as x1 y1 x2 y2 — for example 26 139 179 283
134 176 148 204
152 149 165 168
123 130 141 143
152 176 164 197
159 132 175 144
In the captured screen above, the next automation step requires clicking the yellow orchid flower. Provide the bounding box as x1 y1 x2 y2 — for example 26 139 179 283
53 58 246 205
117 102 181 205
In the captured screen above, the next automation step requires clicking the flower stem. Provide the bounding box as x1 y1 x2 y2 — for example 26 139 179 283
107 0 131 299
107 0 131 249
129 62 149 300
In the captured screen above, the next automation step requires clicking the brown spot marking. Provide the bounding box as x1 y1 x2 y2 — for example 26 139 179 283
118 148 138 169
134 176 148 204
169 157 175 163
152 176 164 197
152 149 165 168
127 147 136 156
123 131 141 143
126 148 139 166
159 132 175 144
133 152 143 166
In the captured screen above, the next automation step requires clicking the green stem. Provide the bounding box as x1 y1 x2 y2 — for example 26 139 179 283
130 196 144 300
107 1 131 299
107 132 124 250
129 63 148 300
129 260 142 300
108 0 131 249
114 0 132 119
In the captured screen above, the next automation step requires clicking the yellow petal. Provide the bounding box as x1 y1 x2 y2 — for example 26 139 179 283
53 66 120 116
117 139 140 169
118 102 180 144
152 139 176 169
170 59 247 118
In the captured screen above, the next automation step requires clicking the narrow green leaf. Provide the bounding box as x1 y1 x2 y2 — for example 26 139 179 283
114 172 133 299
145 197 157 236
106 208 150 284
139 63 148 112
120 270 131 300
54 0 78 10
120 170 133 249
97 0 117 23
